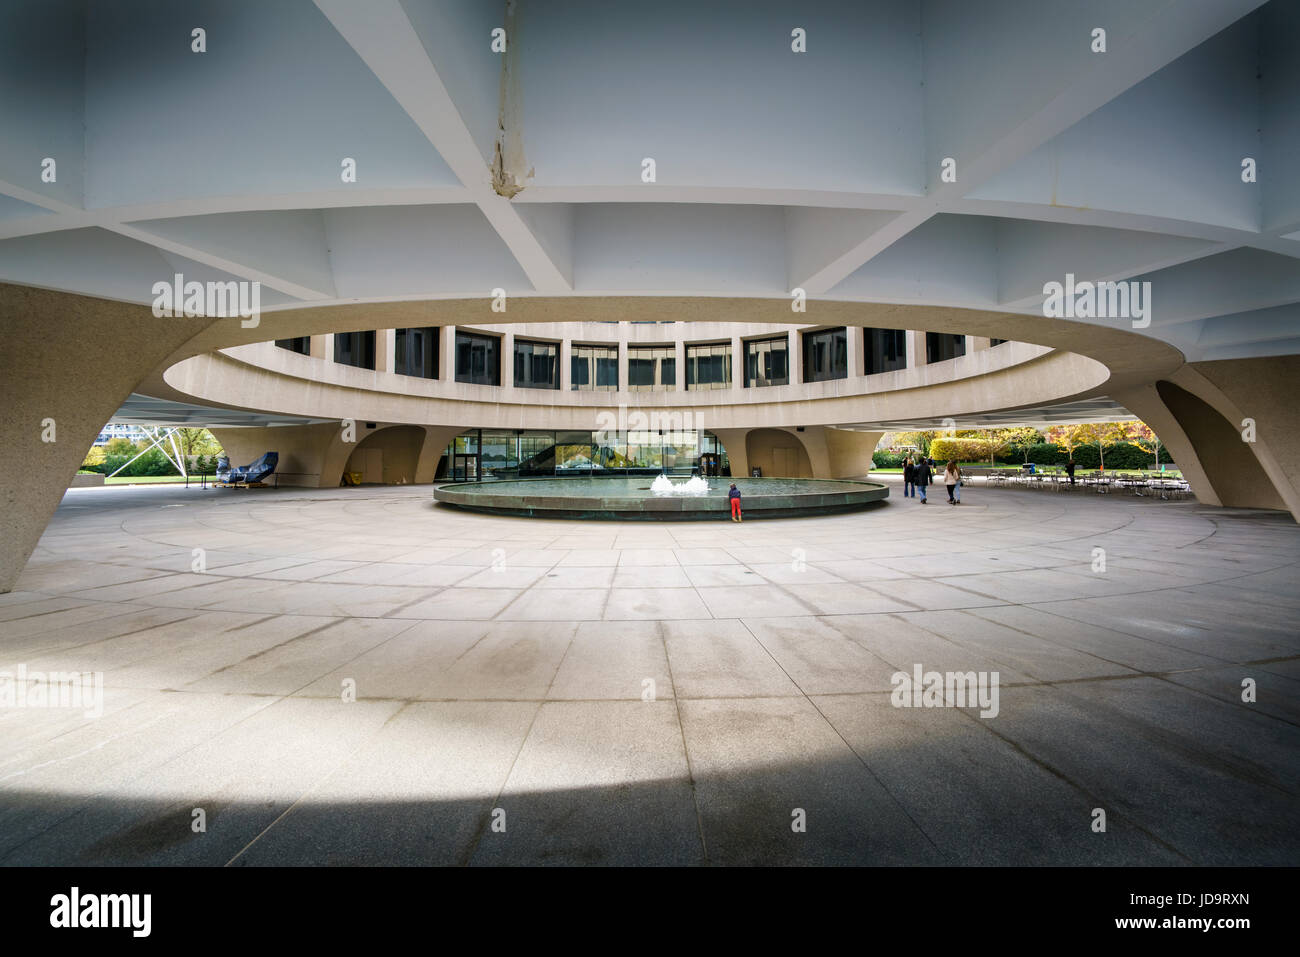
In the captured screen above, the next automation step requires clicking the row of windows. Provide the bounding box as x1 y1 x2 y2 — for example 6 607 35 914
276 328 1000 387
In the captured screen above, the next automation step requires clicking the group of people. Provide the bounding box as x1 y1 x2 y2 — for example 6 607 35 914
902 456 964 505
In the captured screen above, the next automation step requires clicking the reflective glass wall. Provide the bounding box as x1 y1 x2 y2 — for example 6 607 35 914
514 338 559 389
802 327 848 382
442 429 729 480
572 345 619 391
744 335 789 387
863 327 906 375
395 326 439 379
455 331 501 385
925 332 966 363
686 343 731 390
627 346 675 391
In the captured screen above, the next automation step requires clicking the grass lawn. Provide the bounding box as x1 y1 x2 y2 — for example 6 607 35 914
872 465 1182 478
102 475 203 485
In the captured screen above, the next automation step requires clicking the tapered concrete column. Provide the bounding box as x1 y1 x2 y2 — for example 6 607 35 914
377 328 396 374
560 338 573 391
674 340 686 391
788 427 833 477
618 339 629 392
310 333 332 360
417 426 465 483
847 326 865 378
1112 355 1300 520
905 329 921 368
0 285 221 593
789 329 802 384
824 427 885 477
210 422 342 488
709 428 749 479
730 335 743 392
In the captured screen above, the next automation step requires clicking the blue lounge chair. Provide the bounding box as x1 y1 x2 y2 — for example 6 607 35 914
217 452 278 485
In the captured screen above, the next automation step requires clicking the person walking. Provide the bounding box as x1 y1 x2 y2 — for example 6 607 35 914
914 457 932 504
728 483 743 522
944 459 962 505
902 456 915 498
1065 458 1076 485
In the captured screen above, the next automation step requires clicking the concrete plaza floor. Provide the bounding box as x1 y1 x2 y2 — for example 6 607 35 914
1 479 1297 866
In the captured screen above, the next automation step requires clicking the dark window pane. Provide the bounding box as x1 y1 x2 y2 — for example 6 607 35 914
925 332 966 364
802 327 847 383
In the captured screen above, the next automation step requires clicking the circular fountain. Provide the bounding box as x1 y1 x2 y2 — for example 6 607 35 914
433 475 888 520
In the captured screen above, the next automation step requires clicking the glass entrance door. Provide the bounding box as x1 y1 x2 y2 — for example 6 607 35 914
452 453 479 482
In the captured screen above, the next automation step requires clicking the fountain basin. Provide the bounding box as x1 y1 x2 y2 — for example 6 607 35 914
433 476 888 520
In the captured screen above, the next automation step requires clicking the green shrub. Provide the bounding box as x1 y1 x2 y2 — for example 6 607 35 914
930 437 987 462
871 451 910 468
103 448 180 478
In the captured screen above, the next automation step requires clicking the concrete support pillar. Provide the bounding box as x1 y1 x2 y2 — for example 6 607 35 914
210 422 342 488
0 285 222 593
501 330 515 388
618 338 629 393
789 426 833 478
416 425 465 484
730 335 743 392
310 333 332 361
709 428 749 479
674 340 686 391
560 338 573 391
377 328 396 374
824 427 885 478
441 326 456 381
969 336 992 352
847 326 864 378
905 329 921 368
789 329 802 384
1114 356 1300 520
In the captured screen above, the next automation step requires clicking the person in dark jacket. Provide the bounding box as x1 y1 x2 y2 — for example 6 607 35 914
914 459 933 503
902 456 915 498
1065 459 1076 485
728 483 743 522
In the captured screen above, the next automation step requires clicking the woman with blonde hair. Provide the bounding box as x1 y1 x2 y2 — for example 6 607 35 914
944 459 962 505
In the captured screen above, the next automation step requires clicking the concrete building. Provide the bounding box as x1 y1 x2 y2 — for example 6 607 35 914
0 0 1298 867
3 0 1299 593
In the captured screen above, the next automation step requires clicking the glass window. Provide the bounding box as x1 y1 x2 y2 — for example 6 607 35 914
802 327 847 383
455 331 500 385
275 336 311 355
744 336 789 387
571 345 618 391
863 327 907 375
556 431 596 471
445 428 728 479
395 327 439 379
334 330 376 369
925 332 966 364
686 342 732 390
990 338 1008 346
627 346 676 391
514 338 559 390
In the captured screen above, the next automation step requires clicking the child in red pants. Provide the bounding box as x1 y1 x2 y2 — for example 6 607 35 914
728 483 742 522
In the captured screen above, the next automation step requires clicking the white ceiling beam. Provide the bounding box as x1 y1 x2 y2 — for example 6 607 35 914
312 0 571 294
798 0 1270 296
